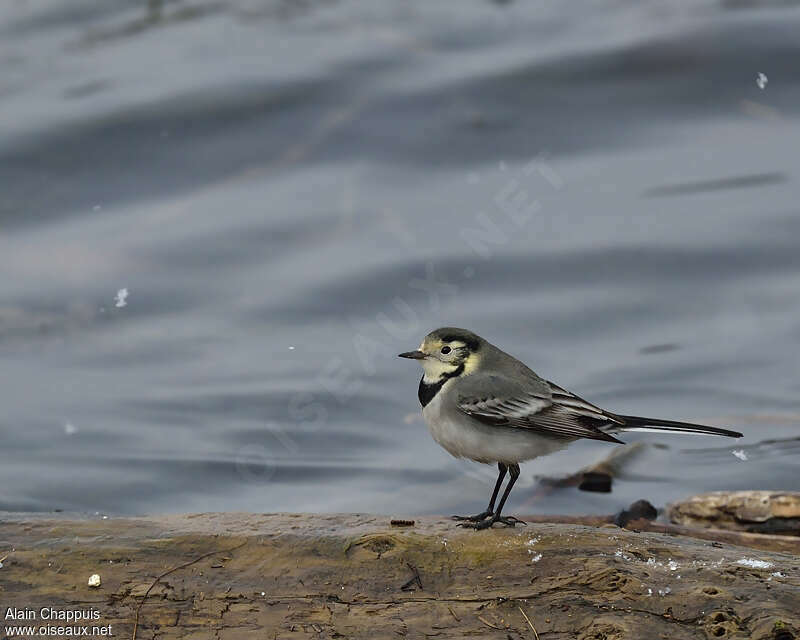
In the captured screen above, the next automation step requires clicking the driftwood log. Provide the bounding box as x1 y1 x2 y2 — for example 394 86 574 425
669 492 800 536
0 511 798 639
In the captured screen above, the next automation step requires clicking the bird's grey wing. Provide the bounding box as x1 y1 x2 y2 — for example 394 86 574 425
455 373 624 444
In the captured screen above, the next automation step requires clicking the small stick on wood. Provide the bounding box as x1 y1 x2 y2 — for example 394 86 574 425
400 562 423 591
390 519 415 527
518 605 540 640
477 615 505 631
131 540 247 640
447 606 460 622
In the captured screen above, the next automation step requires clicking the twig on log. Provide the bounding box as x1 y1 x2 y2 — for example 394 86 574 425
131 540 247 640
400 562 423 591
390 519 415 527
477 615 505 631
518 605 540 640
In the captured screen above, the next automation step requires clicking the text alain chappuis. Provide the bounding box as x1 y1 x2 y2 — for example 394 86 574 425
4 607 113 637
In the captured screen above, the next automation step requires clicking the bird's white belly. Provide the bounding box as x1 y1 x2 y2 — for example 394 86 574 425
422 391 571 464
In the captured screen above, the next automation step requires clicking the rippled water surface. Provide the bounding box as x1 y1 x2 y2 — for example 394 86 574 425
1 0 799 516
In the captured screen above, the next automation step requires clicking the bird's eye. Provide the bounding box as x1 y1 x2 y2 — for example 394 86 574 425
441 346 451 354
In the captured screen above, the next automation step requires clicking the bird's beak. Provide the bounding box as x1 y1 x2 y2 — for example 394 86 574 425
398 350 426 359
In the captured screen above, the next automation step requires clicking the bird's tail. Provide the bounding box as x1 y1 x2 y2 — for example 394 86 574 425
614 415 742 438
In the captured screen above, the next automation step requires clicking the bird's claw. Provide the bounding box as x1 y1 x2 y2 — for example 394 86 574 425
456 515 526 530
451 510 493 522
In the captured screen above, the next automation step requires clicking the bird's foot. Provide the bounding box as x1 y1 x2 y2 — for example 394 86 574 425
456 515 526 530
451 510 493 522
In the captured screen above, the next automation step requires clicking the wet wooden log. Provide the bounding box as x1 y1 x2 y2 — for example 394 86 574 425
0 512 798 639
669 491 800 536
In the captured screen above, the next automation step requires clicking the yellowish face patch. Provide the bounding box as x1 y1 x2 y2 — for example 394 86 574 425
418 338 479 381
462 351 480 375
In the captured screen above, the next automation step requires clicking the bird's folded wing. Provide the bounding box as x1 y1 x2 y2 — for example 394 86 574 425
455 373 623 444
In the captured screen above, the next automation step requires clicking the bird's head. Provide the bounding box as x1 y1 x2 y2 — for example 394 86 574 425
398 327 484 382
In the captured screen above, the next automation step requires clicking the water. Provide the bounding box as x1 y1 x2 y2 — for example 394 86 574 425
1 0 799 517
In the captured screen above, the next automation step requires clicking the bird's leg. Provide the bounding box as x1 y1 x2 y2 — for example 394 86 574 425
452 462 507 522
458 463 526 529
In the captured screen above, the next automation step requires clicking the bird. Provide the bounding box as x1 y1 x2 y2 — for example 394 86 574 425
399 327 743 530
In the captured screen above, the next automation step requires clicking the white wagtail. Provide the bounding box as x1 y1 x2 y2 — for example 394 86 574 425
399 327 743 529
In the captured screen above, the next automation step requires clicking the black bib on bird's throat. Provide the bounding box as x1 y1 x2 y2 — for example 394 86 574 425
417 363 464 407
